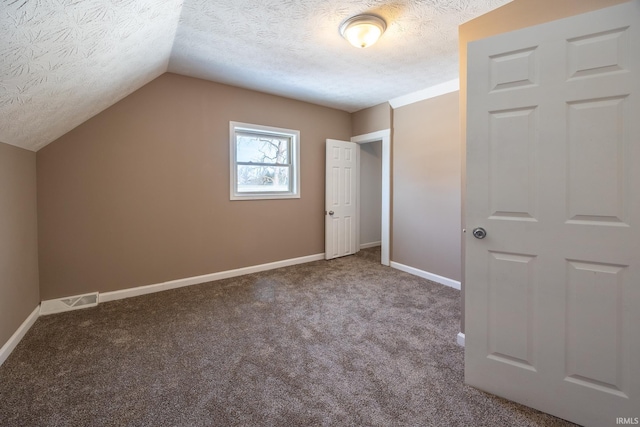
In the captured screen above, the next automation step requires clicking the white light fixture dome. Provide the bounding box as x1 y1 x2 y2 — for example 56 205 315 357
340 14 387 49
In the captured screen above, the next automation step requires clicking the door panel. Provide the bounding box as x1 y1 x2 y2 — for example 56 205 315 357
487 251 536 370
488 107 538 220
565 260 628 397
567 96 629 224
465 3 639 426
325 139 358 260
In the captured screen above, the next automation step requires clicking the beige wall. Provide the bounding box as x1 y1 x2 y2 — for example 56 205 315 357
37 73 351 300
457 0 630 333
392 91 461 282
0 142 39 348
360 140 382 246
352 103 391 136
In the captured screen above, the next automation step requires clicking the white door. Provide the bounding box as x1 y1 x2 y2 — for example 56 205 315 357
465 3 639 427
325 139 358 260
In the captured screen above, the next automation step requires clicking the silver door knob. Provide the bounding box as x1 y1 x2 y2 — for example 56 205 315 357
472 227 487 239
328 211 334 216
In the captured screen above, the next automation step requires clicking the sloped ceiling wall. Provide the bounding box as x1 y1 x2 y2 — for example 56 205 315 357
0 0 183 151
0 0 510 152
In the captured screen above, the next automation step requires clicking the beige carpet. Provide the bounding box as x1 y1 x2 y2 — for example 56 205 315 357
0 247 575 426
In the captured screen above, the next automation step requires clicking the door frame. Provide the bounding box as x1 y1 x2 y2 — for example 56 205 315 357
351 129 391 266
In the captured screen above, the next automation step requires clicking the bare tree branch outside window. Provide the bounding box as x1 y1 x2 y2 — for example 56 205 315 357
236 133 291 192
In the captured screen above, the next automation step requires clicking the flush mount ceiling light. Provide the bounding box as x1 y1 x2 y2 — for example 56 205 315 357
339 14 387 48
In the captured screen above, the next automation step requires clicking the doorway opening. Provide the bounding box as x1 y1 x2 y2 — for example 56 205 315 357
352 129 390 266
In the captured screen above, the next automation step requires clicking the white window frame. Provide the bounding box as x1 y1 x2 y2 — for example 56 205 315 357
229 121 301 200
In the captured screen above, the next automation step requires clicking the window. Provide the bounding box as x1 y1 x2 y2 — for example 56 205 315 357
230 122 300 200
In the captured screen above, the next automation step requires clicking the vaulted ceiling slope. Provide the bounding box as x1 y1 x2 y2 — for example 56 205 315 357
1 0 509 151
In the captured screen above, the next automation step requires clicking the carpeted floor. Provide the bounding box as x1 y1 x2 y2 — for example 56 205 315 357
0 247 576 426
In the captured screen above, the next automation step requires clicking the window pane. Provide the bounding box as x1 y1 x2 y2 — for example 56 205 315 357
236 133 290 164
237 165 290 192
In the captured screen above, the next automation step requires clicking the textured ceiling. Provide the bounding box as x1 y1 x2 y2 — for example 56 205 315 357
1 0 183 151
1 0 510 151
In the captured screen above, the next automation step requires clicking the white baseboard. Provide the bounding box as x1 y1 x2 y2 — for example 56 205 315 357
360 241 381 250
100 253 325 303
1 256 461 367
2 253 326 366
389 261 461 290
0 306 40 367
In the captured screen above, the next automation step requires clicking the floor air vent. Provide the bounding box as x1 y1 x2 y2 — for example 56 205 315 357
40 292 99 315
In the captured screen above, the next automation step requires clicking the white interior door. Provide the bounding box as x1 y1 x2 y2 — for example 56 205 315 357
326 139 358 260
465 3 639 426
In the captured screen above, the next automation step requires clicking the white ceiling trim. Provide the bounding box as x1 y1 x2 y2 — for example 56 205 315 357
389 78 460 110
